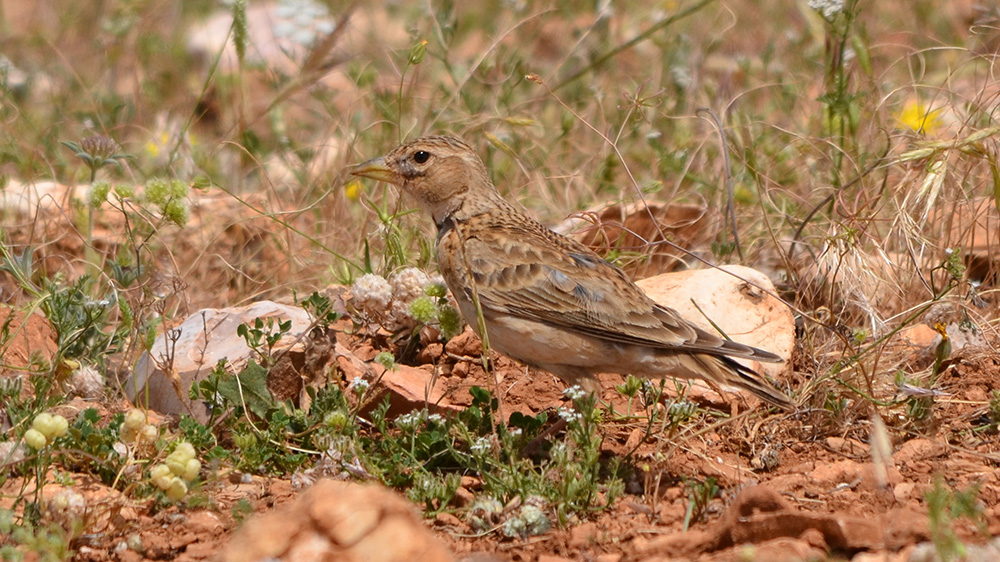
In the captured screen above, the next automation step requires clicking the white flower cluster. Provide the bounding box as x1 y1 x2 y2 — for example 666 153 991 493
562 385 586 401
557 407 583 424
351 268 448 331
502 497 551 538
351 273 393 312
467 496 504 532
47 489 86 527
388 267 432 329
808 0 844 19
390 267 432 303
394 412 422 432
70 365 104 399
394 410 444 432
349 376 370 393
273 0 335 48
470 436 492 455
640 379 656 395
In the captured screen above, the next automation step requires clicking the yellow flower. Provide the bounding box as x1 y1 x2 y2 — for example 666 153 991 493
344 180 362 202
896 99 943 135
144 131 169 158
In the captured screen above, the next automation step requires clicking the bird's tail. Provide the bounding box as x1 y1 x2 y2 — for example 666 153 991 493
687 353 794 411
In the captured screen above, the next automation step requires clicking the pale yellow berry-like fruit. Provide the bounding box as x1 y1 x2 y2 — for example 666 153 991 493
172 442 195 461
24 428 48 449
138 424 158 445
165 477 188 501
51 415 69 438
166 454 188 476
121 426 138 443
124 409 147 431
150 463 173 490
182 458 201 481
32 413 55 435
32 412 69 439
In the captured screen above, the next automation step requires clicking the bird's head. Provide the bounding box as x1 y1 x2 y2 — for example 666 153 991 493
351 136 496 228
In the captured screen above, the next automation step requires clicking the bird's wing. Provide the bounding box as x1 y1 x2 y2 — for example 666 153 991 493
459 225 780 362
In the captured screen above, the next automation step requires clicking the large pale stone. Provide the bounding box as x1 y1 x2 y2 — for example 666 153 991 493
127 301 314 421
635 265 795 377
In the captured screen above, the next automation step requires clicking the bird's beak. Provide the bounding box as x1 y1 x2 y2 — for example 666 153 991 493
351 156 399 184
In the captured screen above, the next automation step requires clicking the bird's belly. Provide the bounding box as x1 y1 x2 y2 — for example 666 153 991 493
451 295 662 378
481 314 636 374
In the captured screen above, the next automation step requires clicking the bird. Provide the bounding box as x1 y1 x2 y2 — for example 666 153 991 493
351 135 793 410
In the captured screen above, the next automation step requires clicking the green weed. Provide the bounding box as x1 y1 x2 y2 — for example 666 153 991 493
925 477 986 562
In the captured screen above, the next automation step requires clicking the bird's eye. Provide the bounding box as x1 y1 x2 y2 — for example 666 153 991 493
413 150 430 164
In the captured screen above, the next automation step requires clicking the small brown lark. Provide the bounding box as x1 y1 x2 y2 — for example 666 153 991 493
352 136 793 410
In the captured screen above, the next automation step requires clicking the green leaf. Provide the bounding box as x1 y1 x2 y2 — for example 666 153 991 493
217 361 274 418
508 411 546 435
82 408 100 424
469 386 490 405
988 151 1000 215
850 34 872 76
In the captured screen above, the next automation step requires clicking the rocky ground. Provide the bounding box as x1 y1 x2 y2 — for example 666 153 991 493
3 4 1000 555
3 265 1000 561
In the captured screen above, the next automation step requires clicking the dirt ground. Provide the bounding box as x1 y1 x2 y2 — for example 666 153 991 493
3 150 1000 562
2 1 999 558
3 296 1000 561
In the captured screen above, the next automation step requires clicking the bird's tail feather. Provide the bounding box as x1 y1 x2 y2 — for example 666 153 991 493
689 353 794 410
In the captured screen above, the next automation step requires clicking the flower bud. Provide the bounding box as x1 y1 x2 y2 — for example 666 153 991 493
408 40 428 65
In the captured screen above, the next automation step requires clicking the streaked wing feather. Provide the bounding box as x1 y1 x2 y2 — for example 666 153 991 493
464 228 779 362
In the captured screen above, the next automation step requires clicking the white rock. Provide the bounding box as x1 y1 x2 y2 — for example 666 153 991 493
635 265 795 377
128 301 313 421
